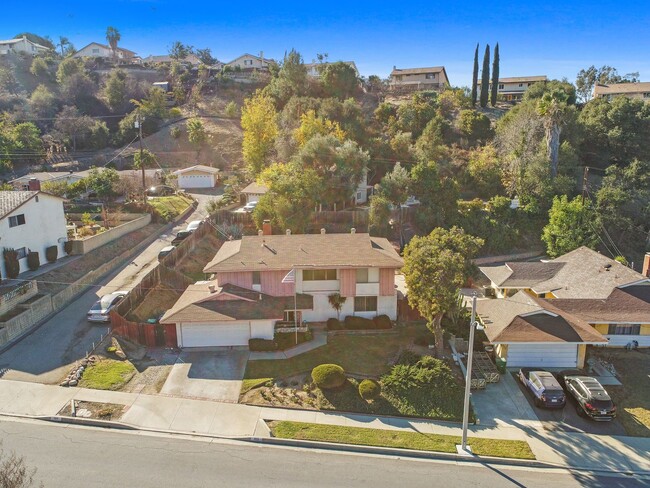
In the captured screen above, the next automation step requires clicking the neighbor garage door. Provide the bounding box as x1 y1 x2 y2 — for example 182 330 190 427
180 323 250 347
506 343 578 368
178 174 214 189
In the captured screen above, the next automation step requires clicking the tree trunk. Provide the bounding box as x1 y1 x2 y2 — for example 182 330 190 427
432 313 444 356
547 124 561 179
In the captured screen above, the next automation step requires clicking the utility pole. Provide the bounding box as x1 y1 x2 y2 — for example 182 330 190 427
459 294 478 454
136 112 145 204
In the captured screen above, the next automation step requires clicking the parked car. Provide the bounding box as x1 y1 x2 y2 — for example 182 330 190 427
146 185 175 197
243 201 258 213
171 230 192 246
185 220 203 232
560 373 617 421
518 368 566 408
158 245 176 260
87 291 128 323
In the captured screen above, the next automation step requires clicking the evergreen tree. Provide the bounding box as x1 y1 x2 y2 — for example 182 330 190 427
480 44 490 107
471 43 479 107
491 43 499 107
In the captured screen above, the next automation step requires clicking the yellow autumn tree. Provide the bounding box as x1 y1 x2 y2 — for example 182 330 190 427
241 90 279 176
293 110 346 147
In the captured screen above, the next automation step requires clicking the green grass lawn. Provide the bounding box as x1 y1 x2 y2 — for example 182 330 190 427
241 378 273 395
148 195 193 222
270 421 535 460
245 325 425 380
79 359 137 390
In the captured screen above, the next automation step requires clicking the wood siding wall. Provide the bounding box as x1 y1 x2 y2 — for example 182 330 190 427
379 268 396 296
261 270 294 296
339 269 356 297
217 272 253 289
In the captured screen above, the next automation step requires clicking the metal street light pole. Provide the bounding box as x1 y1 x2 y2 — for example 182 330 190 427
460 293 478 452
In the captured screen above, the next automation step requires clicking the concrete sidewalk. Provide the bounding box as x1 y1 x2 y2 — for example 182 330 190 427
0 378 649 473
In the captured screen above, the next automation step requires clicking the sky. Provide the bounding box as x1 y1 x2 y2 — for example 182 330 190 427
2 0 650 86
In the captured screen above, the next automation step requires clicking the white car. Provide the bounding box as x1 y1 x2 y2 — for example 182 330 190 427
185 220 203 232
243 201 258 212
87 291 128 323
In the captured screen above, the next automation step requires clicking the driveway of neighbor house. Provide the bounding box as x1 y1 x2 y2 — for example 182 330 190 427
160 349 249 402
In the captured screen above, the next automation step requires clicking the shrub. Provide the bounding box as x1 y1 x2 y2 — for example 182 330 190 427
224 101 238 118
359 379 381 400
311 364 346 389
326 318 343 330
27 251 40 271
372 314 392 329
63 241 73 255
249 338 277 351
170 126 181 139
396 350 421 366
344 315 375 330
45 245 58 263
3 248 20 279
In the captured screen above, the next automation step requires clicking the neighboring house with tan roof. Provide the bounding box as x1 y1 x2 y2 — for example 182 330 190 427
477 75 547 101
0 191 67 279
73 42 137 62
477 290 607 368
241 182 269 204
593 82 650 101
389 66 450 92
162 229 403 347
226 52 275 71
172 165 220 189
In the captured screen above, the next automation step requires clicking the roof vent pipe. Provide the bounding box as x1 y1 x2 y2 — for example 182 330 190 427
351 228 356 234
286 229 291 235
320 228 326 234
208 284 216 293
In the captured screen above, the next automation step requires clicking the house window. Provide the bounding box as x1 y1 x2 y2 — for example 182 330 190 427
92 48 100 54
518 83 523 87
608 324 640 335
284 310 299 322
302 269 337 281
643 93 650 99
354 296 377 312
252 271 261 285
9 214 26 227
356 191 362 201
425 73 435 79
356 268 368 283
16 247 27 259
498 84 504 89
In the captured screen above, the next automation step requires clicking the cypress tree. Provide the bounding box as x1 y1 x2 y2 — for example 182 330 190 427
471 43 479 107
479 44 490 108
491 43 500 107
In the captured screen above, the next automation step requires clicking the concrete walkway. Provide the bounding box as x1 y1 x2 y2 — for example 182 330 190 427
249 329 328 360
0 378 649 473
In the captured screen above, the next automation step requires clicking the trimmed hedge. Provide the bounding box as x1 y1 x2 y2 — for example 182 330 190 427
3 249 20 279
63 241 73 255
359 379 381 400
373 314 392 329
344 316 376 330
46 245 58 263
249 338 277 351
249 331 313 352
326 318 343 330
311 364 346 389
27 251 40 271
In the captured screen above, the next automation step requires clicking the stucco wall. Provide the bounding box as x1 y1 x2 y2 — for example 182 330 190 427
0 281 38 317
302 293 397 322
69 214 151 255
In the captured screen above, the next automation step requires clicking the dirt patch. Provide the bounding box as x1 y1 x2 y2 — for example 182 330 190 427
120 362 173 394
58 400 126 421
127 284 182 323
38 224 164 295
174 232 224 281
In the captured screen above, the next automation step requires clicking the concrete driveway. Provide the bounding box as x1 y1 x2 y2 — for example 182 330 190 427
160 349 249 403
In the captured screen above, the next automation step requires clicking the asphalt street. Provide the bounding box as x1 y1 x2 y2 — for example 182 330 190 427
0 418 646 488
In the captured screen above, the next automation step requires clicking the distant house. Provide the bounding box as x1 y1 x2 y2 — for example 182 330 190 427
10 172 84 191
305 61 359 78
73 42 137 62
477 75 547 102
0 36 50 56
389 66 450 92
241 182 268 204
172 165 220 189
593 82 650 101
0 191 67 278
161 230 404 347
226 53 274 71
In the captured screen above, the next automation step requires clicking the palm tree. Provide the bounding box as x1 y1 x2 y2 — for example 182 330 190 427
57 36 70 57
537 89 569 179
105 27 121 62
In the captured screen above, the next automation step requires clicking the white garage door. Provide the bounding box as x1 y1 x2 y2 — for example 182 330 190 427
181 323 250 347
178 174 214 189
506 343 578 368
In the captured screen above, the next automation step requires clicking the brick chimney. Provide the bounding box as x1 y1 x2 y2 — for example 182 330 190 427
262 219 272 236
643 253 650 277
27 178 41 191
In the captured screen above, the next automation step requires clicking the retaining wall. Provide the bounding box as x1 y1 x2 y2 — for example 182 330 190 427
69 214 152 255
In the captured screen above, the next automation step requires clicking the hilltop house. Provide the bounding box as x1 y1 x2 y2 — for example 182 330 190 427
0 191 67 279
0 36 50 56
161 230 403 347
593 82 650 101
305 61 359 78
389 66 450 92
477 75 547 102
226 53 274 71
73 42 138 62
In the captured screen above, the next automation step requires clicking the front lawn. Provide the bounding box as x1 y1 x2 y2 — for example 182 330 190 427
79 358 137 390
148 195 193 222
269 421 535 460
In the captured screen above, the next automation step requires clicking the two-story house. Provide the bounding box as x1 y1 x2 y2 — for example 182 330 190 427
593 82 650 102
477 247 650 368
389 66 450 93
0 190 67 279
0 36 50 56
161 229 403 347
477 76 547 102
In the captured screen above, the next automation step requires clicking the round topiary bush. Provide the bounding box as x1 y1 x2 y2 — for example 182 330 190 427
359 379 381 400
311 364 346 390
326 318 343 330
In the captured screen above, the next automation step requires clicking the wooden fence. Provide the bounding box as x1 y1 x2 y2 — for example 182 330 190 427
110 311 177 348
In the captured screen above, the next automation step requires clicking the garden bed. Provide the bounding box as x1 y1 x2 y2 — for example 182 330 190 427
58 400 126 421
78 358 137 391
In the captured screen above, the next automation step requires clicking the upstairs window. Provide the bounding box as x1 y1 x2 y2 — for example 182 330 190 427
9 214 26 227
302 269 337 281
498 84 504 89
356 268 369 283
252 271 261 285
608 324 640 335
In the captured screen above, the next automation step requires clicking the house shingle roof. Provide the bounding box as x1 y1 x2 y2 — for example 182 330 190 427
172 165 220 175
241 182 269 194
0 191 38 220
160 282 313 323
390 66 445 76
550 285 650 323
203 233 404 273
594 82 650 95
476 291 607 344
480 262 565 288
